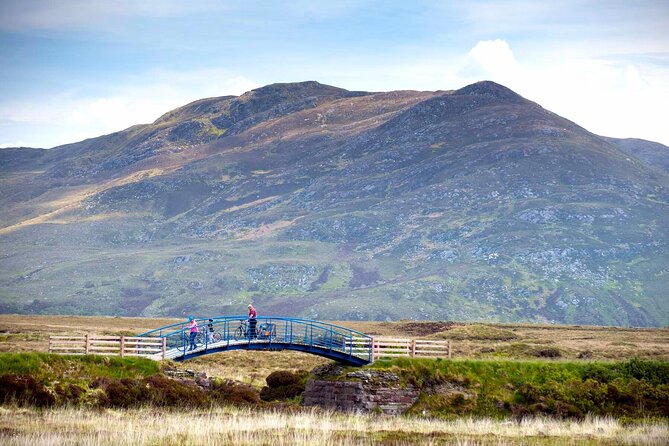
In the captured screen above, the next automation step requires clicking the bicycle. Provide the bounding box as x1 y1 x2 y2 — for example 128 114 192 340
257 321 276 340
234 320 256 341
176 329 206 352
208 331 222 343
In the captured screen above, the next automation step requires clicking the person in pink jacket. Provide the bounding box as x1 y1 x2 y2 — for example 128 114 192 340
187 316 198 351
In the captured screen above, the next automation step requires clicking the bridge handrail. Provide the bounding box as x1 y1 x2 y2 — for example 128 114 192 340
137 316 372 341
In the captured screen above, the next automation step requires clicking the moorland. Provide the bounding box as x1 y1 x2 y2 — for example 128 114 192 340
0 315 667 445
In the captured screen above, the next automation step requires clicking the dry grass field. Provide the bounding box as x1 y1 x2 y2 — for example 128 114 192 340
1 315 668 445
1 406 667 446
1 314 667 386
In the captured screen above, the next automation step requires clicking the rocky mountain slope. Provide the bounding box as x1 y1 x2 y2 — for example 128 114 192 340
1 81 668 326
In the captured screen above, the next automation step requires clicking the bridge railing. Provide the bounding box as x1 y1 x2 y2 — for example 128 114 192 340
138 316 374 362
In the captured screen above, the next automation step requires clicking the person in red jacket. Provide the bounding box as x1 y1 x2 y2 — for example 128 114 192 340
247 304 257 339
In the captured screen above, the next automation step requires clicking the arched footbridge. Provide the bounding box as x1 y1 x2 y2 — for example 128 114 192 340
48 316 452 366
139 316 374 366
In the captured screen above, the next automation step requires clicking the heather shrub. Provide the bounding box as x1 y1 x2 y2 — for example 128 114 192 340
210 379 261 405
54 382 85 405
96 375 210 408
260 370 308 401
101 377 148 408
144 375 209 407
0 373 55 407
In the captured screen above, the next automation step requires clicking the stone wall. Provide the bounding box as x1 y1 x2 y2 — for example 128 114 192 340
302 370 419 414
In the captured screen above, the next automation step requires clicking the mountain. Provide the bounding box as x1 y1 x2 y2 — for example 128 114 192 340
1 81 668 326
603 137 669 173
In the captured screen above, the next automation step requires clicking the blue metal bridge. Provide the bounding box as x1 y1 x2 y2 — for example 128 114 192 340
137 316 373 366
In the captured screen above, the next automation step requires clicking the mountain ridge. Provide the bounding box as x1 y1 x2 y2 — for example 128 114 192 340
1 80 668 326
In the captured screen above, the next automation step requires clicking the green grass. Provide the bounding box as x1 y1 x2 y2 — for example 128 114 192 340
0 352 160 383
368 357 669 419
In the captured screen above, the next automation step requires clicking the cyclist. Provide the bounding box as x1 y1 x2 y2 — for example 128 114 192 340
248 304 257 339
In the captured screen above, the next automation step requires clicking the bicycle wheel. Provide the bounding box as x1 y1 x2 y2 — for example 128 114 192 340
233 326 245 341
211 332 222 343
194 332 205 346
176 332 188 352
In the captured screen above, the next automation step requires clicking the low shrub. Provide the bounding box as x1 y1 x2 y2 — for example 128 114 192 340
261 370 308 401
96 375 210 408
0 373 55 407
530 347 562 358
622 358 669 385
101 377 148 408
144 375 209 407
54 383 85 405
210 379 261 406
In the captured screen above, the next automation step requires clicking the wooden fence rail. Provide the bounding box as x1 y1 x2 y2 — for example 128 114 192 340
49 335 166 359
370 337 451 361
49 334 451 362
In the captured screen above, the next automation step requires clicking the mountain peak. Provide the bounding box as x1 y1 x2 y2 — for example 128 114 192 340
245 81 352 100
455 81 524 103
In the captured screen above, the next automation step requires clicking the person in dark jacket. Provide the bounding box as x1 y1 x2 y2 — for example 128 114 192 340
247 304 257 339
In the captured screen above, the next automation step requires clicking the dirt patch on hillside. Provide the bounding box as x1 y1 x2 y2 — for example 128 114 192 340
393 321 456 337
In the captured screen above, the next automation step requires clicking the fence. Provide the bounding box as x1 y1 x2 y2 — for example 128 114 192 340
48 332 452 363
369 337 451 361
48 335 166 359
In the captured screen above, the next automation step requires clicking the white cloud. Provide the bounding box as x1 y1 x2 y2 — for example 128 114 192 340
430 39 669 144
459 39 523 83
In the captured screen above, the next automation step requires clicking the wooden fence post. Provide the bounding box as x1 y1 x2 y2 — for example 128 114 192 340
85 334 90 355
120 336 125 358
48 336 52 354
162 337 167 360
411 339 416 357
448 340 452 359
370 337 375 363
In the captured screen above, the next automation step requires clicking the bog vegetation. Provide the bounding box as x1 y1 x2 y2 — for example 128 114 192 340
1 353 667 422
2 407 668 446
0 315 667 444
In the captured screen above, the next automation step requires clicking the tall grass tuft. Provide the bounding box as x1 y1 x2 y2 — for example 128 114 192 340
0 406 666 445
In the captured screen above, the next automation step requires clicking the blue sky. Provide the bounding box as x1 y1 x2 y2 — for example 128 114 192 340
1 0 668 148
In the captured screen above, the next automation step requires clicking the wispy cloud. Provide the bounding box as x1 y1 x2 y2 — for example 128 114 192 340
0 0 226 31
